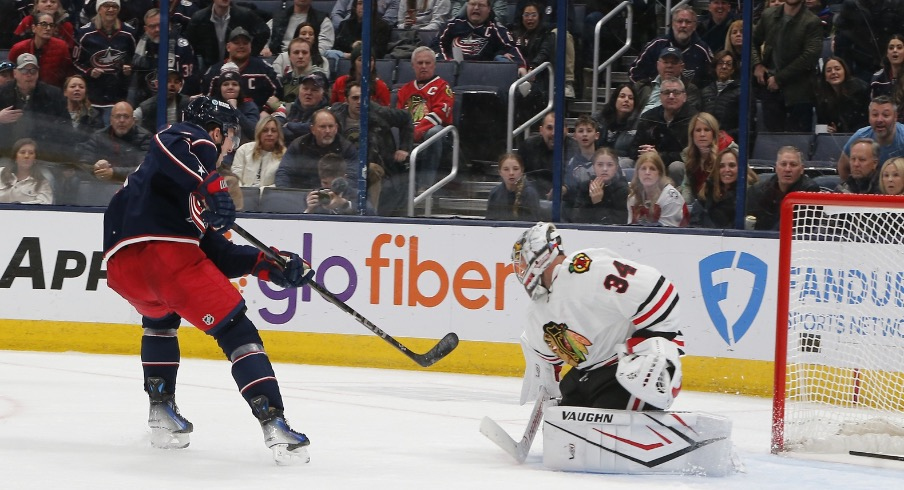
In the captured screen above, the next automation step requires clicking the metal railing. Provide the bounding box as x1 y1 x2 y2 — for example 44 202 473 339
506 62 554 153
590 2 634 115
407 125 460 217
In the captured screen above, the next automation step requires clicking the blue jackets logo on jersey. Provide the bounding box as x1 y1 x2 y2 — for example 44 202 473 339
698 251 767 348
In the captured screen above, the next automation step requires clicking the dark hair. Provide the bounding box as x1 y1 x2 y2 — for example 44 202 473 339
1 138 46 187
318 153 346 178
293 21 325 67
497 152 526 218
599 83 638 123
345 80 360 98
349 41 378 81
214 74 246 102
881 34 904 110
818 56 858 98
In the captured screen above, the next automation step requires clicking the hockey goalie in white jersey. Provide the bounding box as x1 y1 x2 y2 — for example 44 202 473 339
505 222 738 476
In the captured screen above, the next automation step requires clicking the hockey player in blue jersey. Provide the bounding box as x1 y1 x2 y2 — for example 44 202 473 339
103 96 315 465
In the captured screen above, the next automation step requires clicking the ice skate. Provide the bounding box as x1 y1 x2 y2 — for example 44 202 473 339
146 377 193 449
251 396 310 465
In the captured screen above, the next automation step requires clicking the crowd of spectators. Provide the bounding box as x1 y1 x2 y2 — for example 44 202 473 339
0 0 902 232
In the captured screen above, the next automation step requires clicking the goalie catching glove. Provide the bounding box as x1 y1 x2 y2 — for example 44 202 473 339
253 248 315 288
615 337 682 410
194 172 236 232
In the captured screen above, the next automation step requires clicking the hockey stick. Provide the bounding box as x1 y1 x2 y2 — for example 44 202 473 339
230 223 459 368
849 450 904 462
479 386 552 463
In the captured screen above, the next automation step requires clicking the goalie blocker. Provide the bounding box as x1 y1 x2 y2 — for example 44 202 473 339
543 406 738 476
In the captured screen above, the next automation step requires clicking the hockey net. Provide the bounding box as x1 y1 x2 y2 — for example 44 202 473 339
772 192 904 456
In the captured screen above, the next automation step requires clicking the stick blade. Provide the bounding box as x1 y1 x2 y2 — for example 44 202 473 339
411 332 460 367
480 416 527 463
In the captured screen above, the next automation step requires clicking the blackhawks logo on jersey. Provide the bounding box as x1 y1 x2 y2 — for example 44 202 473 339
569 252 592 273
542 322 592 367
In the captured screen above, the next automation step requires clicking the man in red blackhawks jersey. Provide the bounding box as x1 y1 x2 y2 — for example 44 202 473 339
397 46 454 191
102 96 315 465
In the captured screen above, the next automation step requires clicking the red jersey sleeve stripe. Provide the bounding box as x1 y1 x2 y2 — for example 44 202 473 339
632 282 675 326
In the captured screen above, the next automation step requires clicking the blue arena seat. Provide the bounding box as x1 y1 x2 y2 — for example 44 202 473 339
258 187 309 214
240 186 261 212
812 174 841 192
751 132 815 161
811 132 854 163
375 58 396 85
74 180 121 207
454 61 519 99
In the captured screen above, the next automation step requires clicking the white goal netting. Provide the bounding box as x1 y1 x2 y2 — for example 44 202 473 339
776 198 904 455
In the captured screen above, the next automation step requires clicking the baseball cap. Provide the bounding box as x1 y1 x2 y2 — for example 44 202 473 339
659 46 683 62
300 71 327 88
16 53 39 70
0 61 14 73
229 27 252 42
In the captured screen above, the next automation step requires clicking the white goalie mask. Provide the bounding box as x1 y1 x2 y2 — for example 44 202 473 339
512 222 563 299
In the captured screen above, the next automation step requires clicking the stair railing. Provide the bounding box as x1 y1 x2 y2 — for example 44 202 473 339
407 125 460 217
590 2 633 115
506 61 553 153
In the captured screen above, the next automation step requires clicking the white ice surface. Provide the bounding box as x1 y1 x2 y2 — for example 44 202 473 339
1 350 903 489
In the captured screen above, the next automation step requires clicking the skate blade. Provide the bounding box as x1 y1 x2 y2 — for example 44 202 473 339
272 444 310 466
150 428 190 449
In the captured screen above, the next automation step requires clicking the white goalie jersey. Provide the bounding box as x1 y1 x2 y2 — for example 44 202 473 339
521 248 685 374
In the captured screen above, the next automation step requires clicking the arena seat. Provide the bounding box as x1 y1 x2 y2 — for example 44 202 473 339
74 180 121 207
454 61 519 99
240 186 261 212
811 132 853 163
751 132 815 161
258 187 309 214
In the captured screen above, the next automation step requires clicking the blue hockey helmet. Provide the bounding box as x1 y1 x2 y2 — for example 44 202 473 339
182 96 240 147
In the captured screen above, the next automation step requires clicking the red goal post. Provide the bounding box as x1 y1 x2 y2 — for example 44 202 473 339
772 192 904 455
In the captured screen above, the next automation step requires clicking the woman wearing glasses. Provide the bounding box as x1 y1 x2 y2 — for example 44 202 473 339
8 11 73 88
13 0 76 51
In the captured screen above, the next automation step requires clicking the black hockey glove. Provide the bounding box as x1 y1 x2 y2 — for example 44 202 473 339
252 248 315 288
194 172 235 232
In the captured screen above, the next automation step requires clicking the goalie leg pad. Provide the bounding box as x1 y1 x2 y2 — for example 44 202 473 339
542 406 739 476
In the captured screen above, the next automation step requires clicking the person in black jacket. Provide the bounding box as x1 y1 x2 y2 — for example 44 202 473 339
327 0 392 61
485 152 541 221
592 83 638 164
263 0 333 61
746 145 821 230
690 147 758 228
701 50 742 140
0 54 69 160
75 100 152 182
186 0 270 70
631 77 698 168
569 147 629 225
815 56 870 134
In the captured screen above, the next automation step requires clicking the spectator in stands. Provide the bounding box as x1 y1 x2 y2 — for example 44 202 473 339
485 152 541 221
303 153 371 214
879 156 904 195
511 0 576 98
805 0 832 38
187 0 270 70
592 83 639 165
72 0 137 124
130 8 198 104
232 115 286 188
869 34 904 123
0 137 53 204
75 100 151 182
9 10 72 88
133 69 189 133
277 38 329 104
276 109 358 190
0 61 14 84
510 2 570 118
678 112 737 203
212 63 260 146
627 150 689 227
0 53 68 159
437 0 525 69
696 0 735 53
165 0 200 36
701 50 741 140
328 0 392 62
450 0 505 26
634 46 701 116
13 0 75 51
723 19 743 72
833 0 904 84
271 22 330 79
331 81 413 211
629 5 714 89
76 0 154 33
815 56 869 134
399 0 450 31
62 74 104 136
262 0 333 62
746 145 820 230
751 0 822 132
690 147 757 228
331 0 399 29
837 96 904 180
632 77 698 179
397 46 454 193
282 71 330 143
330 44 391 106
836 138 881 194
519 111 579 198
202 27 282 113
569 146 629 225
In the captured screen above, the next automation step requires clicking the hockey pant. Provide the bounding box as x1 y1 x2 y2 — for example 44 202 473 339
559 364 659 411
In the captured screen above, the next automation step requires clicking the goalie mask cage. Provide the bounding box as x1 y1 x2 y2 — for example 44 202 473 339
772 192 904 455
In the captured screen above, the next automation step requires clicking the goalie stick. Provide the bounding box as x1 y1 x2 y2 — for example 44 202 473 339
230 223 460 368
480 386 552 463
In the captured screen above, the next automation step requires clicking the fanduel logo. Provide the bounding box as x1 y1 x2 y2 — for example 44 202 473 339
698 251 767 348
